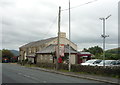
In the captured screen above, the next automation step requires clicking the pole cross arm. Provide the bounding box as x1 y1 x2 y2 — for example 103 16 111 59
101 35 109 38
106 15 112 20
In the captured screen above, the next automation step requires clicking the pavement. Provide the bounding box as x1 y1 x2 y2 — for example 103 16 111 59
28 66 120 85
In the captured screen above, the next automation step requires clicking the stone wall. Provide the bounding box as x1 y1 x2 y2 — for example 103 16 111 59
37 54 53 63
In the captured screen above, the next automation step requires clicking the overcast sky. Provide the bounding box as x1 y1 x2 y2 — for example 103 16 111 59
1 0 119 51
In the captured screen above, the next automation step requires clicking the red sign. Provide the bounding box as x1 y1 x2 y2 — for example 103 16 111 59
58 57 62 63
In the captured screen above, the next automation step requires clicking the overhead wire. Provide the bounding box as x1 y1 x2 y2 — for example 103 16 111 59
106 0 119 15
62 0 98 11
42 15 58 38
39 0 118 38
41 0 99 38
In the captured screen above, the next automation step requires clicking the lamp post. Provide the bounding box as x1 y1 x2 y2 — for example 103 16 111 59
99 14 111 67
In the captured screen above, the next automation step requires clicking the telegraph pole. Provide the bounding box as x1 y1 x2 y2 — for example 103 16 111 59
56 6 61 70
68 0 71 71
99 14 111 67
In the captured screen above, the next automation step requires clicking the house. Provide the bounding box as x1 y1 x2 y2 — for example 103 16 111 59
19 32 78 64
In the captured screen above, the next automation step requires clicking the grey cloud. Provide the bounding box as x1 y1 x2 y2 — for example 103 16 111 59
1 0 119 50
0 0 16 7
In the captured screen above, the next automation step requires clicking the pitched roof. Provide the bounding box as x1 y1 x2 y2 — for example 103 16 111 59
65 45 77 53
36 44 55 54
36 44 77 54
20 37 56 48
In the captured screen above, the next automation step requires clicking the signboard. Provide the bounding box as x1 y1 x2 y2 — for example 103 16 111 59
59 44 64 57
55 44 65 57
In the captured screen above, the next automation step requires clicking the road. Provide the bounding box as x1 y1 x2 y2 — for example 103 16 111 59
2 63 110 84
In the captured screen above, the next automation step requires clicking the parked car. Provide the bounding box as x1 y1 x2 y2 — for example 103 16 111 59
80 59 102 66
97 60 119 66
115 60 120 66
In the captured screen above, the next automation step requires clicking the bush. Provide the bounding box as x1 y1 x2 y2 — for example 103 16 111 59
36 62 55 69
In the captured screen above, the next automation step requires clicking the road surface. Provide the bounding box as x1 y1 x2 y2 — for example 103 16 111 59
2 63 109 84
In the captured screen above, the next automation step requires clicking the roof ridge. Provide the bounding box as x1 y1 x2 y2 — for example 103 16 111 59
20 37 57 48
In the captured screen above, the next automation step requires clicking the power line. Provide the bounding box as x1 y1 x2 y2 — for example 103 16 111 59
40 0 100 37
42 16 58 37
107 0 119 15
62 0 98 11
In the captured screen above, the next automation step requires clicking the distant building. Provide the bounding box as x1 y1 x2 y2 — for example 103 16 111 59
19 32 78 64
77 52 92 64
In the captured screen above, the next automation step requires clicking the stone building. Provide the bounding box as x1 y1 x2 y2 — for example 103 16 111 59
19 32 77 64
36 44 77 64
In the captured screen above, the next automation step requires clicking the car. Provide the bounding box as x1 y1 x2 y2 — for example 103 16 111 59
97 60 119 66
80 59 102 66
115 60 120 66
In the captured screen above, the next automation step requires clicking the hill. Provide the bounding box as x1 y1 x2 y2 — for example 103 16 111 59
10 50 19 56
105 47 120 60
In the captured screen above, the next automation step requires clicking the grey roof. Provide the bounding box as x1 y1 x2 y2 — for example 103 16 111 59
79 52 91 54
36 44 77 54
20 37 56 48
26 54 35 58
36 44 55 54
64 45 77 53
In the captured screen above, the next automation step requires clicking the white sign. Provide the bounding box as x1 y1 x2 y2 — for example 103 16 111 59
55 44 65 57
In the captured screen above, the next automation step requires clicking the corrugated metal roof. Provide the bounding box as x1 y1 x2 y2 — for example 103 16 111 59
36 44 77 54
79 52 91 54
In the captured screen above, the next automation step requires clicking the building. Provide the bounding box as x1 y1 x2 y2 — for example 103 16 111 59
19 32 78 64
36 44 77 64
77 52 92 64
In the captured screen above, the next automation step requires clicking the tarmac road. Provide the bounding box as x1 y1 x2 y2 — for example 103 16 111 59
2 63 113 84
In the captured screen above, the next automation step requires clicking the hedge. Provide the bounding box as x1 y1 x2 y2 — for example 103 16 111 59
36 62 120 77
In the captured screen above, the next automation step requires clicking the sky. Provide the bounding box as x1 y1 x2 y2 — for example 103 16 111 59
0 0 119 51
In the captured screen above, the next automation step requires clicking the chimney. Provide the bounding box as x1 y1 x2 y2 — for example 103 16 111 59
59 32 66 38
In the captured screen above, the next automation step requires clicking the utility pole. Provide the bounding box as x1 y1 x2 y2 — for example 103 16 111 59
99 14 111 67
56 6 61 70
68 0 71 72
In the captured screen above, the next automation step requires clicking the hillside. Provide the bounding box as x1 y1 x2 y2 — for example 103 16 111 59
10 50 19 56
105 47 120 60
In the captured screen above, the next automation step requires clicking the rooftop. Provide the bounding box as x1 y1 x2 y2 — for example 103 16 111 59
36 44 77 54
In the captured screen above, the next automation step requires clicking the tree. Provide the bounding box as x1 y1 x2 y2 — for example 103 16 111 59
82 46 119 60
88 46 103 55
2 49 14 61
0 50 2 62
82 48 89 52
82 46 103 59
